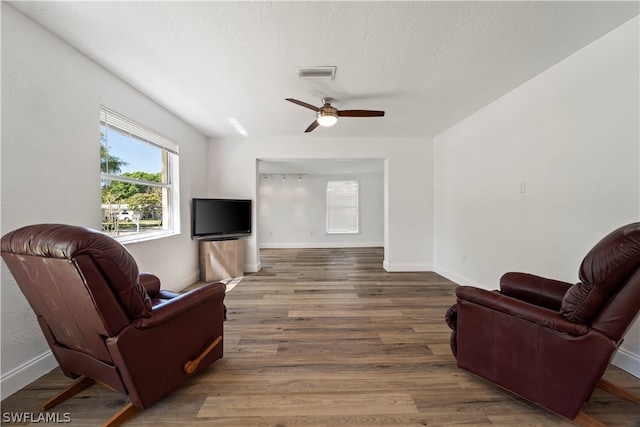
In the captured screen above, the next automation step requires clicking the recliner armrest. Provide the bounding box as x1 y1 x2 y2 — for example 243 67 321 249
138 273 161 297
134 282 226 329
500 272 573 311
456 285 588 335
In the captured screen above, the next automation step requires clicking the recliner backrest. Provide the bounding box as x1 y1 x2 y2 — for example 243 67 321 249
560 222 640 326
2 252 122 362
1 224 153 361
590 266 640 342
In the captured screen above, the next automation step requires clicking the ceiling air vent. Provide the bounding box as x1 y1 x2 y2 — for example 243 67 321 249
297 66 337 81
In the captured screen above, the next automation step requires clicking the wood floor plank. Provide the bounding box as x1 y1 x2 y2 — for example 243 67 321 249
2 247 638 426
198 392 419 417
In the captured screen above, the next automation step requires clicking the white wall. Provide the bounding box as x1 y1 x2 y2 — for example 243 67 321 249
434 17 640 376
258 172 384 248
1 4 209 398
207 137 433 273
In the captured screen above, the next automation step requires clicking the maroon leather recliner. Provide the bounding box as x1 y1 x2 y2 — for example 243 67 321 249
1 224 226 426
446 222 640 425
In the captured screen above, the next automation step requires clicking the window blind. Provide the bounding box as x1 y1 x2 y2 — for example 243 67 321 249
100 106 178 154
326 180 359 234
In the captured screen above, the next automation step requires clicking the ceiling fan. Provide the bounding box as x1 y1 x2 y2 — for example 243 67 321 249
285 97 385 133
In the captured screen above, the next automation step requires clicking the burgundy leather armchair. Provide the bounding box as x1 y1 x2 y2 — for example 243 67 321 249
1 224 226 426
446 222 640 425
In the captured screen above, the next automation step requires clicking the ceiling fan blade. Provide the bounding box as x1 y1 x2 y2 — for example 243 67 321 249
338 110 385 117
304 120 320 133
286 98 320 112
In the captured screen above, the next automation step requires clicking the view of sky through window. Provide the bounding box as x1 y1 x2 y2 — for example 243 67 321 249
102 125 162 175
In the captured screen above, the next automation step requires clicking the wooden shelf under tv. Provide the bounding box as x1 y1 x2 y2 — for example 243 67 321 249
199 238 244 282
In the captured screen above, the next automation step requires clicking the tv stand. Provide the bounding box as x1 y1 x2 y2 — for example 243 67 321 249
199 239 244 282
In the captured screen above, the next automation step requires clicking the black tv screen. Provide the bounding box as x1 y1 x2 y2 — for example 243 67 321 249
191 198 252 240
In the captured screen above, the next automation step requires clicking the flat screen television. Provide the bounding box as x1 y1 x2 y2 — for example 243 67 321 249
191 198 252 240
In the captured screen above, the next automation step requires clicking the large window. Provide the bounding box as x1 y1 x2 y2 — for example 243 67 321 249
326 180 359 234
100 106 180 242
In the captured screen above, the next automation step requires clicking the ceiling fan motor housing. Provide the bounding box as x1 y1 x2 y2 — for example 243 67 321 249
317 105 338 127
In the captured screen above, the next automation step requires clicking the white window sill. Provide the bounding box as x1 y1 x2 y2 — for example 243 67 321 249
114 230 180 245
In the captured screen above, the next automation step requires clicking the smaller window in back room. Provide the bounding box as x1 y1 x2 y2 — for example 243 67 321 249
326 179 359 234
100 106 180 242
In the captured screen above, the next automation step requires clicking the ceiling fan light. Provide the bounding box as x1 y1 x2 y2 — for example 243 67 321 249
317 111 338 127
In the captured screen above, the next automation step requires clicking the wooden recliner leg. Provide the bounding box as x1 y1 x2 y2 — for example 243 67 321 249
43 376 96 410
572 378 639 427
573 411 607 427
597 378 640 404
102 402 139 427
41 375 139 426
184 336 222 374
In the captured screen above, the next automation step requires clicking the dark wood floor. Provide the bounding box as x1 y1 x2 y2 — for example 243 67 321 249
2 247 639 426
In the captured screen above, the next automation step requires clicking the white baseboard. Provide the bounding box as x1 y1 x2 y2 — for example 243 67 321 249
1 350 57 400
166 270 200 292
612 347 640 378
383 261 432 272
433 264 488 289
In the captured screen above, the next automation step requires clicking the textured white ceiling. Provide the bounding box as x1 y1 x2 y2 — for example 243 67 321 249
9 1 639 141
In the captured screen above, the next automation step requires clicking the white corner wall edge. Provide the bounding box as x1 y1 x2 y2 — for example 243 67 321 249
245 261 261 273
1 350 57 400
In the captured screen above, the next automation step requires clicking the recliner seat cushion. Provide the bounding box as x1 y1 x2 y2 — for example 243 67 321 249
561 222 640 323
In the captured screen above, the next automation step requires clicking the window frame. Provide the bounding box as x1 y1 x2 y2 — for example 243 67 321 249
325 179 360 235
100 106 180 243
